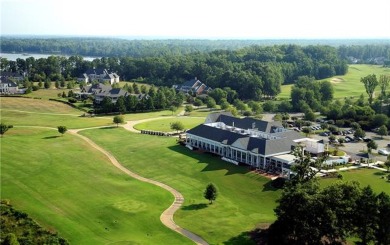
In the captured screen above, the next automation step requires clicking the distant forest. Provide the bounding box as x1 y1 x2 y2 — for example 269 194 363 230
1 37 390 60
1 37 389 100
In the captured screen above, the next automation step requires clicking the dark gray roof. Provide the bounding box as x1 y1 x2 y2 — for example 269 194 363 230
1 72 24 78
0 78 18 87
206 113 283 133
84 83 112 93
182 78 200 87
187 124 245 145
187 124 300 156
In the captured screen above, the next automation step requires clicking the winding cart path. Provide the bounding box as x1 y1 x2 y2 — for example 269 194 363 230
69 127 209 245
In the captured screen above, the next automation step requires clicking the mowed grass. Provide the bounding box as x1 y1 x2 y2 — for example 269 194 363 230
329 65 390 99
0 127 192 245
278 64 390 100
1 97 81 114
1 97 112 129
81 128 281 244
134 117 205 132
320 168 390 195
25 86 74 100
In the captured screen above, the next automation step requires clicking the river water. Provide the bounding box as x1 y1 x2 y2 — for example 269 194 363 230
0 53 98 61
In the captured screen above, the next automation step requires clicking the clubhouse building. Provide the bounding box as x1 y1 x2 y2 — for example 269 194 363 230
185 112 325 178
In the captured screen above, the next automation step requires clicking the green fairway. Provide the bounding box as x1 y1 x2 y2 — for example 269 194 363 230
278 64 390 100
25 86 73 100
0 97 112 129
81 128 281 244
1 97 82 114
134 117 205 132
0 110 112 129
1 127 191 245
320 168 390 195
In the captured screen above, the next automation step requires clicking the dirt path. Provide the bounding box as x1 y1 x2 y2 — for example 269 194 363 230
69 128 208 245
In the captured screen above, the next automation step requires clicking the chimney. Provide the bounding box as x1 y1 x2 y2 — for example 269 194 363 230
232 121 234 127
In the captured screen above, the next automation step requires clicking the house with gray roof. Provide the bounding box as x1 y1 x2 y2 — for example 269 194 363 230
77 83 148 104
0 77 22 94
172 77 211 96
186 112 325 178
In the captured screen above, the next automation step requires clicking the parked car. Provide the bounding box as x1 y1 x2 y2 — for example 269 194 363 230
345 136 354 141
320 131 330 136
378 149 390 156
363 137 372 142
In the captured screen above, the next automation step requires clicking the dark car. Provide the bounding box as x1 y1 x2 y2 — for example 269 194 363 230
363 137 372 142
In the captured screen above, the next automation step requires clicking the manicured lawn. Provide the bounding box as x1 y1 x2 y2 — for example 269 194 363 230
134 117 205 132
320 168 390 195
0 97 81 114
119 109 180 121
189 107 223 117
329 64 390 99
1 127 191 245
25 86 74 100
81 128 281 244
0 110 112 129
1 97 113 129
278 64 390 100
278 84 293 100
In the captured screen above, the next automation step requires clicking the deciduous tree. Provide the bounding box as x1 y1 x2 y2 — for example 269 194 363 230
378 125 388 138
57 126 67 136
361 74 379 105
170 121 184 133
113 115 124 127
204 183 218 204
367 140 377 153
378 74 390 99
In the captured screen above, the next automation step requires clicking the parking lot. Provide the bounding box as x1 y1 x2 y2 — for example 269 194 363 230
311 129 389 162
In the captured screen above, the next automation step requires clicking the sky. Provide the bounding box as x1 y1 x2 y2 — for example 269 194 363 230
1 0 390 39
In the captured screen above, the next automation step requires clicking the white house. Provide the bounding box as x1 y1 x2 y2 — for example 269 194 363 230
185 112 326 178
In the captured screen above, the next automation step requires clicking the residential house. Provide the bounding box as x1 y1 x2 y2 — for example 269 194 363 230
77 68 120 85
77 83 147 104
172 77 212 96
185 112 325 179
0 78 19 94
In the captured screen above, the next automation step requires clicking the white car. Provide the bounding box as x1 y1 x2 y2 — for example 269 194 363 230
378 149 390 156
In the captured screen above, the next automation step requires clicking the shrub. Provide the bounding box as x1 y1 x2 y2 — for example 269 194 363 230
68 98 77 103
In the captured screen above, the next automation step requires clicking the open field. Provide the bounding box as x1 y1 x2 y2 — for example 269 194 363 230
0 97 113 128
1 97 81 114
321 168 390 195
81 128 281 244
134 117 205 132
3 94 390 244
1 127 191 245
278 64 390 99
25 86 74 100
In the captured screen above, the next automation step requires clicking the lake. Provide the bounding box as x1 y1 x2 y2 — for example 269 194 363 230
0 53 98 61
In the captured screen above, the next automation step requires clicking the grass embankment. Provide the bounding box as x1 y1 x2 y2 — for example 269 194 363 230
81 128 280 244
0 97 112 129
25 86 73 100
321 168 390 195
1 127 191 245
134 117 205 132
278 64 390 100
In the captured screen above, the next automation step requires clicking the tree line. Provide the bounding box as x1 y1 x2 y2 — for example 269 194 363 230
1 44 349 100
1 37 389 61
